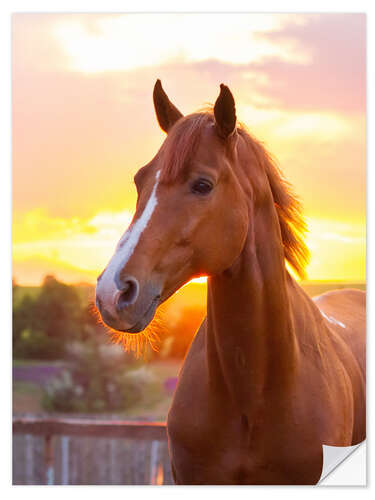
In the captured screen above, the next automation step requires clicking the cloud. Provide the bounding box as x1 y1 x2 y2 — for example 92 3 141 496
13 208 134 276
248 13 366 113
50 14 311 73
13 14 366 220
12 255 98 286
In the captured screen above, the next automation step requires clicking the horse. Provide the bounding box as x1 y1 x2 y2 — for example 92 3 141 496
95 80 366 485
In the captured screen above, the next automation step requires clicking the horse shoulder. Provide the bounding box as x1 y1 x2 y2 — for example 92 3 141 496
312 288 366 373
297 288 366 444
312 288 365 325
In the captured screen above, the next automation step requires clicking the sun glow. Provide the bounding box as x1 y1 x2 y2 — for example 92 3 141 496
191 277 207 284
305 217 366 282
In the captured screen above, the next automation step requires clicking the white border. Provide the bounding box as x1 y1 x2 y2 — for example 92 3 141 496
2 2 373 497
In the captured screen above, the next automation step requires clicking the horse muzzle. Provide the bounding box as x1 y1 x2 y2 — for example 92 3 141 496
95 273 161 333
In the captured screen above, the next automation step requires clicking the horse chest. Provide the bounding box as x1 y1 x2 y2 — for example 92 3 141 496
167 366 269 483
168 401 320 485
167 406 255 484
168 395 324 485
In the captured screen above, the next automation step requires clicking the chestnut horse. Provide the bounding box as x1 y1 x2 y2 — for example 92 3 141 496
96 81 366 484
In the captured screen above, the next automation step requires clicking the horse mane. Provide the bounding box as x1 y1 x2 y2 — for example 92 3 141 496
237 126 310 279
160 110 309 279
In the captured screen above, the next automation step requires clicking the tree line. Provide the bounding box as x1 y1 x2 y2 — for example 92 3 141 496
13 275 204 360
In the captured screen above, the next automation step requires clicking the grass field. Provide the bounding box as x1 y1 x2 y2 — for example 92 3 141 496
13 381 44 414
13 359 182 418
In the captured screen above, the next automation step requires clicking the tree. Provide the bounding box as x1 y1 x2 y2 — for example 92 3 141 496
33 275 83 341
13 275 87 360
13 293 36 350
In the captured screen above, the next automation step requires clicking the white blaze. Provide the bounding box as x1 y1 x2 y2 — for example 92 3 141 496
96 170 160 312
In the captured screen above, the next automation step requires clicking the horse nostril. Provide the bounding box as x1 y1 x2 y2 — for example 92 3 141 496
116 277 139 311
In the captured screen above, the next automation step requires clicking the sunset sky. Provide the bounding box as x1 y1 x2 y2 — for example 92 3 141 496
12 13 366 285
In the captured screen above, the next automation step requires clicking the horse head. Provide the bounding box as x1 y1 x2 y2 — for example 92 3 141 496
95 81 251 334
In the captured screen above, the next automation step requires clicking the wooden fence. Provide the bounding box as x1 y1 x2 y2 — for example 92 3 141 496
13 416 173 485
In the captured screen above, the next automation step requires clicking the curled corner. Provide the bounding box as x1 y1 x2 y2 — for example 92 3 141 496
318 440 366 485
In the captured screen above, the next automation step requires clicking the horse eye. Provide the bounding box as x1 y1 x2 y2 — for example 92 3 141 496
191 179 213 195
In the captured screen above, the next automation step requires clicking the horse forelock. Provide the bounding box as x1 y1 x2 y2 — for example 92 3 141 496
160 110 215 183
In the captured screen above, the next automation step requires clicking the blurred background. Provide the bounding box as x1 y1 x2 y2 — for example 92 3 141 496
12 13 365 485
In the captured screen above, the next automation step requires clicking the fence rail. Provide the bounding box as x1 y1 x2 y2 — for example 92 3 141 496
13 416 171 485
13 416 167 440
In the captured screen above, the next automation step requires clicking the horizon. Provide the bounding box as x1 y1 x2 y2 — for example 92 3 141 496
13 277 367 288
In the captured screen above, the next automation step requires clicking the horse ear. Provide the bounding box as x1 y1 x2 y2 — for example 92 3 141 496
214 84 237 139
153 79 183 133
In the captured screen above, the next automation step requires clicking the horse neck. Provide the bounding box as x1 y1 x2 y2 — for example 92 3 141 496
206 193 299 411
